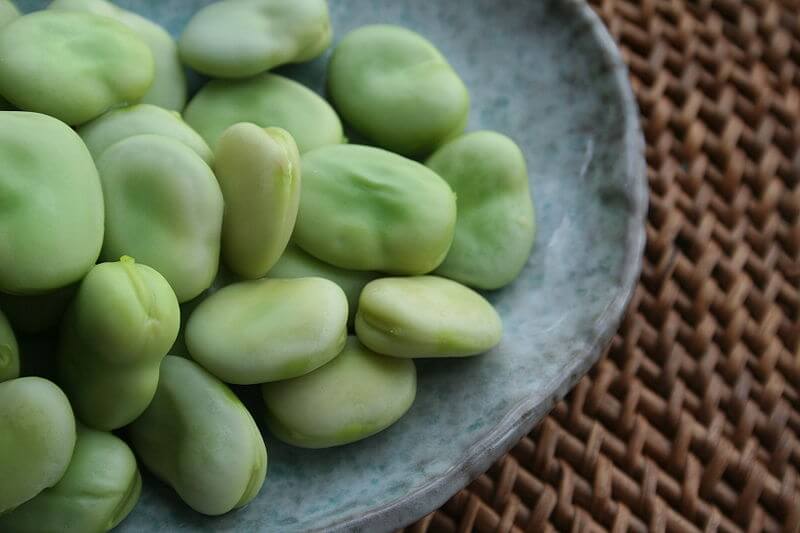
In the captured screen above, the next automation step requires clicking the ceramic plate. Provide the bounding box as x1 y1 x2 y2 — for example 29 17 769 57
16 0 647 530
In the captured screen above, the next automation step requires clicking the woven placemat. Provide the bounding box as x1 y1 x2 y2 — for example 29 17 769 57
401 0 800 531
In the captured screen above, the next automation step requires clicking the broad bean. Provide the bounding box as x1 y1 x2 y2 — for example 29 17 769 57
0 377 76 514
179 0 331 78
129 356 267 515
57 258 179 430
186 277 347 384
328 25 469 158
0 112 104 295
97 135 223 302
295 144 457 274
0 11 154 125
427 131 536 289
261 336 416 448
356 275 502 358
215 123 301 279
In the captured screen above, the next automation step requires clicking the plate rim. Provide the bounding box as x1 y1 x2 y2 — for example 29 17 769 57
319 0 648 531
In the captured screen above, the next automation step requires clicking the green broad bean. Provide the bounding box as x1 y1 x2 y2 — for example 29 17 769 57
262 336 416 448
215 124 301 278
0 424 141 533
427 131 536 289
0 377 76 514
0 0 18 28
0 11 154 125
129 356 267 516
295 144 457 274
268 243 378 327
186 277 347 384
179 0 331 78
0 112 104 295
328 24 469 158
78 104 213 164
49 0 186 111
184 73 344 152
0 285 76 335
97 135 223 302
356 276 502 358
0 308 19 383
57 258 180 430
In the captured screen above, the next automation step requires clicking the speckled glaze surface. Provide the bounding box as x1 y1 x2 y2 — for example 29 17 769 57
16 0 647 531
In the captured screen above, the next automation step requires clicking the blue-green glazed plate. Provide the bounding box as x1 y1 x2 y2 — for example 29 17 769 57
16 0 647 531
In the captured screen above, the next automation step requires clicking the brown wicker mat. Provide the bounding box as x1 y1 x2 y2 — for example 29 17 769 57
402 1 800 531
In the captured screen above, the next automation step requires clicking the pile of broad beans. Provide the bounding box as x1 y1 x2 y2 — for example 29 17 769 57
0 0 536 527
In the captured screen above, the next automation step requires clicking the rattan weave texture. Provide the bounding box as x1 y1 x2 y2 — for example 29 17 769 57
402 1 800 531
